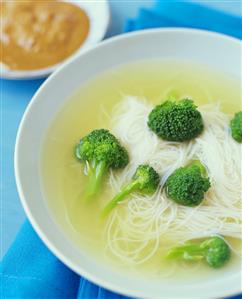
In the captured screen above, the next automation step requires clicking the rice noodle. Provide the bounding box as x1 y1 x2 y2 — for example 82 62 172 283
106 96 242 265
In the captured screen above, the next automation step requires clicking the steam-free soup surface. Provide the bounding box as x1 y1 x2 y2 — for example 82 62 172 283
42 60 241 281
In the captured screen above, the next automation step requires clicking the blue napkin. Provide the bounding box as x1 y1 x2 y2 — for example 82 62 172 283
125 1 242 39
0 221 124 299
1 1 242 299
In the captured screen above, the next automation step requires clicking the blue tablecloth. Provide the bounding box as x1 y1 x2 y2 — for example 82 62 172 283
1 1 242 298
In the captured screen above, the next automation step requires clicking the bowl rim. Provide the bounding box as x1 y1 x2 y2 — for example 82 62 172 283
1 0 110 80
15 28 242 299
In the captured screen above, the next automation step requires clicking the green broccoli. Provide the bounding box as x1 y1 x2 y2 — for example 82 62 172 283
147 98 204 142
165 160 211 207
75 129 129 200
167 236 231 268
230 111 242 142
101 164 160 217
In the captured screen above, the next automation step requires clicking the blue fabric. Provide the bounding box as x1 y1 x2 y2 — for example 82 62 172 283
1 1 242 299
1 221 79 299
1 221 124 299
125 1 242 39
1 78 45 257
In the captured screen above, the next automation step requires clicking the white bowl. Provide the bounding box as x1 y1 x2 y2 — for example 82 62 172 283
15 29 242 298
1 0 110 80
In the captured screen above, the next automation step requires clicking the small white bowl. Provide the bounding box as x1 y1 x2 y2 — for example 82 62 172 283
15 29 242 298
1 0 110 80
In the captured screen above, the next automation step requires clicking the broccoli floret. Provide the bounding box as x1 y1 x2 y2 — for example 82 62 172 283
101 164 160 217
75 129 129 200
147 99 204 141
167 236 231 268
165 160 211 207
230 111 242 142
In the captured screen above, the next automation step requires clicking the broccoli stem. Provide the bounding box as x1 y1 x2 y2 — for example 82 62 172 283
101 180 140 217
167 236 231 268
85 160 107 201
167 244 205 261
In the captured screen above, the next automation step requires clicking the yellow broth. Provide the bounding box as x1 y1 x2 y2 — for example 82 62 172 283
41 60 242 280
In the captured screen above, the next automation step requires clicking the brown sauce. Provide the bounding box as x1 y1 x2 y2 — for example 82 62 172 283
0 1 90 70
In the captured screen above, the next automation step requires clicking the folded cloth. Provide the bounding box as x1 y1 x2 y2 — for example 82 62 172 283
1 221 79 299
1 221 125 299
125 1 242 39
1 1 241 299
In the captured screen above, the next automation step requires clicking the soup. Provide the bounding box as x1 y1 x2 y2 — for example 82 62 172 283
41 60 241 280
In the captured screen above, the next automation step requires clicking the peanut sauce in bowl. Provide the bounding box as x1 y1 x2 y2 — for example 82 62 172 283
1 1 90 71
